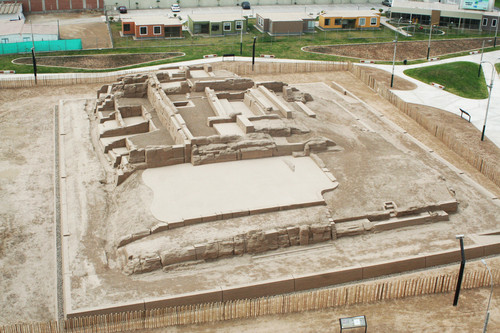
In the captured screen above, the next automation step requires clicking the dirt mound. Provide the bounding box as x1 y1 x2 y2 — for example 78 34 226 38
13 52 184 69
305 38 494 61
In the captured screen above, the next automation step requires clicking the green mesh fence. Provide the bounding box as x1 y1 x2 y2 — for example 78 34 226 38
0 39 82 55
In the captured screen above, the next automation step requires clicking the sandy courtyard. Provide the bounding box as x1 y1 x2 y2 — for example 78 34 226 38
143 156 335 222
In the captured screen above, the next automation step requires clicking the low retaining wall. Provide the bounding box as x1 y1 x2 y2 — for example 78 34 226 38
3 261 498 332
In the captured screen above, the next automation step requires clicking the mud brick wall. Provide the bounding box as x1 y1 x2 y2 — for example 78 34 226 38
192 78 254 92
147 76 191 145
119 221 336 274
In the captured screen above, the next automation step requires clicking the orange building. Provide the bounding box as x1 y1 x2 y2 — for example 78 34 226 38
319 10 381 30
121 16 182 39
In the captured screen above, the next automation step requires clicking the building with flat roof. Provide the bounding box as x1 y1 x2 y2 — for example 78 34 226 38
0 2 24 21
121 16 182 39
389 0 499 30
255 12 316 36
319 10 381 30
187 13 247 36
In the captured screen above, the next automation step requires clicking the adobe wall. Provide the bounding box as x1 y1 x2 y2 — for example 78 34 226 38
67 240 500 318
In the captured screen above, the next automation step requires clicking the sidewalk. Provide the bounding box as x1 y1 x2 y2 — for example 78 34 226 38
363 50 500 148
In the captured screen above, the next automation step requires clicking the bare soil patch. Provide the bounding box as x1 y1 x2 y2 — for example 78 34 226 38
13 53 184 69
305 38 495 61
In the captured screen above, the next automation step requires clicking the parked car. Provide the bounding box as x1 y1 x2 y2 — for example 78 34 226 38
171 3 180 12
241 1 251 9
382 0 392 6
118 5 127 13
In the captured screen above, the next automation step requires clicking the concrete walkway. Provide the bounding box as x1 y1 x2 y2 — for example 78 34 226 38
380 16 412 37
362 50 500 148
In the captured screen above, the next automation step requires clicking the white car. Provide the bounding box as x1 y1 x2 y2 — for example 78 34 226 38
171 3 180 12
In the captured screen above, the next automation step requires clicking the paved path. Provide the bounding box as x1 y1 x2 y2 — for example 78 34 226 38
380 16 412 37
361 50 500 148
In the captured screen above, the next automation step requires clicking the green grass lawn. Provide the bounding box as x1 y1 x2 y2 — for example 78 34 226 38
1 22 499 74
404 61 489 99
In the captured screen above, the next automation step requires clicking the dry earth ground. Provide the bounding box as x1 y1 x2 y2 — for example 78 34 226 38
1 68 499 327
26 13 111 49
62 69 499 311
305 38 496 61
13 53 184 70
0 83 103 324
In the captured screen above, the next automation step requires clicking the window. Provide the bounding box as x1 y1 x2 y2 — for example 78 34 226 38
23 37 31 42
324 18 330 26
153 26 161 35
258 16 263 26
1 38 8 43
140 26 147 35
236 20 243 30
493 19 498 27
359 18 366 26
307 20 315 29
335 19 341 25
482 18 488 26
223 22 231 31
211 24 219 32
370 17 377 25
123 23 131 32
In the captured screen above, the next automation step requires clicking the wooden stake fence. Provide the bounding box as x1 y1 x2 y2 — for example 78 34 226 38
1 268 498 333
347 65 500 188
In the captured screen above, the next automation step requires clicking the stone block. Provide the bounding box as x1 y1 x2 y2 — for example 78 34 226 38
167 219 185 229
265 229 279 251
128 148 145 164
160 246 196 266
240 147 273 160
218 240 234 258
245 231 268 254
234 235 246 255
310 224 331 244
287 226 300 246
277 229 290 248
299 225 310 246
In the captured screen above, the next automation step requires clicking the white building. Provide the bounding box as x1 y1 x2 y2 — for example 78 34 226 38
0 20 59 44
0 2 24 21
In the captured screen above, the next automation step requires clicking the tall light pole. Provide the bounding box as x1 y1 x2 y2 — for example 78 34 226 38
252 36 257 71
494 12 499 48
391 17 402 88
478 39 492 77
427 24 434 60
453 234 466 306
481 259 493 333
480 60 498 141
391 35 399 88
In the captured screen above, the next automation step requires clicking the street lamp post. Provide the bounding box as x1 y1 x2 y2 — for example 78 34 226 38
481 259 493 333
391 35 399 88
494 12 499 48
391 17 402 88
427 24 434 60
478 39 492 77
252 36 257 71
480 60 498 141
453 235 466 306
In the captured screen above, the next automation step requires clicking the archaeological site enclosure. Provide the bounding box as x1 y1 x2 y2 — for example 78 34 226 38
41 61 500 318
